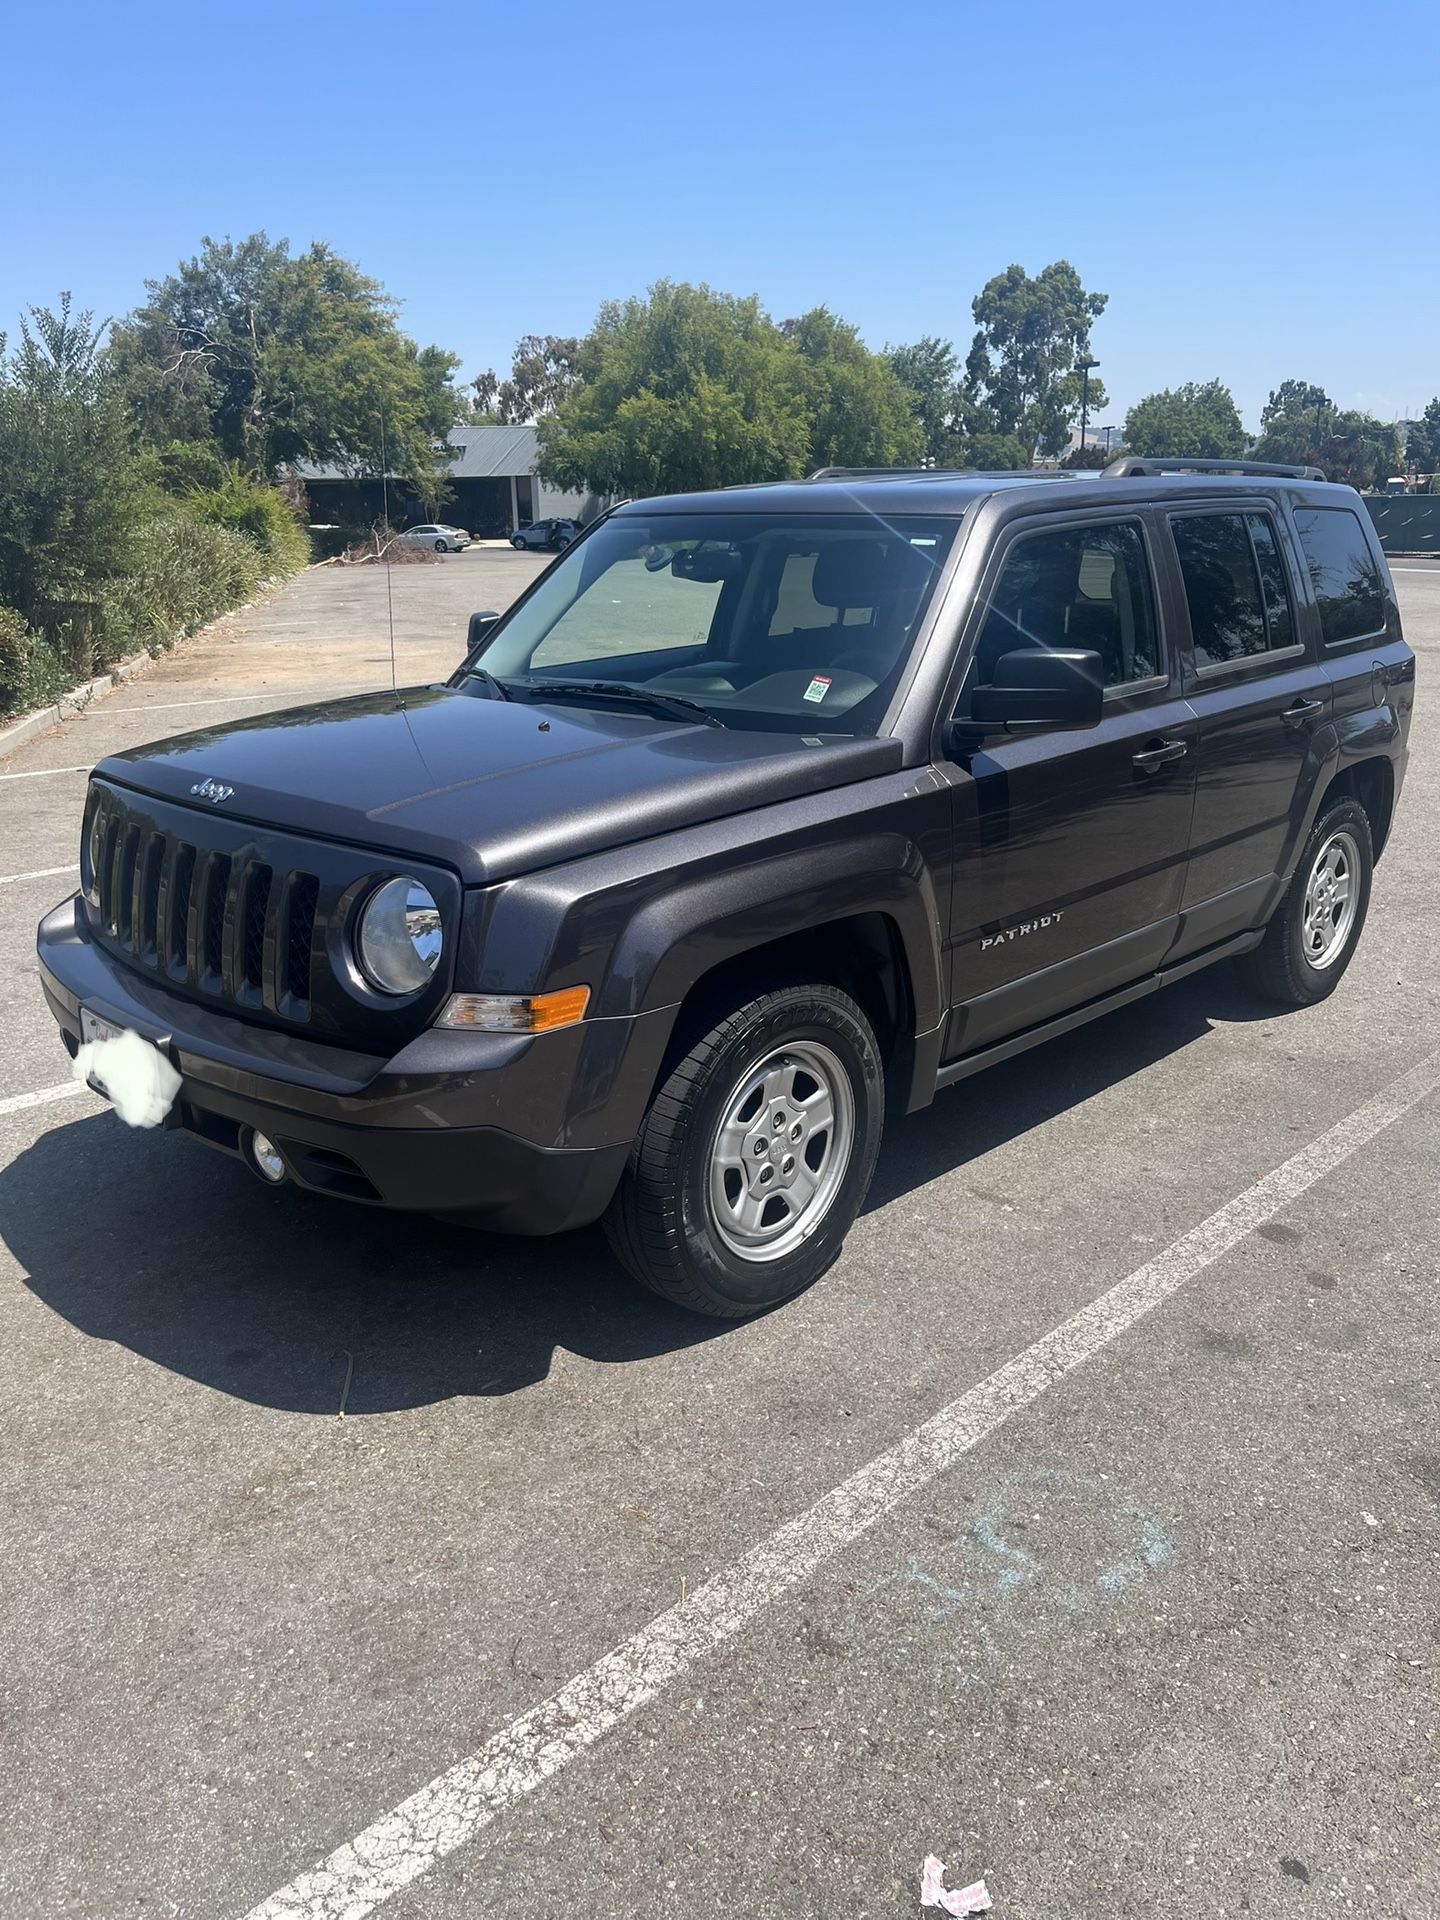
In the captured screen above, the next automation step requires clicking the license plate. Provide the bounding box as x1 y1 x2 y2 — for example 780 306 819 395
80 1007 126 1048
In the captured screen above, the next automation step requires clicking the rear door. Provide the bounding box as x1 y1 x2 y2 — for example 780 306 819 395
944 509 1198 1056
1165 502 1332 959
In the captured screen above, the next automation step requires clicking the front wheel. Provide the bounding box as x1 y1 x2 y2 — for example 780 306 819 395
604 983 884 1317
1237 798 1374 1005
510 536 525 549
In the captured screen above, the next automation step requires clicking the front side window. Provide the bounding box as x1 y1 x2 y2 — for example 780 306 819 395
470 512 958 734
1171 511 1297 669
967 518 1161 696
1294 507 1387 645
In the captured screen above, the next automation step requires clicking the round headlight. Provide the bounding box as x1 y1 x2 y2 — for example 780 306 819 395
357 877 443 995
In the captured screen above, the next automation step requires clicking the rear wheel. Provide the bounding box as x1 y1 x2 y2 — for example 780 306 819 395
1237 798 1373 1005
604 983 884 1317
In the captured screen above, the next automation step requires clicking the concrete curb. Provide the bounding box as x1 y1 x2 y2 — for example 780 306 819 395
0 647 162 764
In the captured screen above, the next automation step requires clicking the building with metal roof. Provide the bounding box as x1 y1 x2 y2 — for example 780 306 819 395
299 426 606 540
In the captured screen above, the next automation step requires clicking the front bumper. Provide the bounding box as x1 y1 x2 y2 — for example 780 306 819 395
37 896 642 1234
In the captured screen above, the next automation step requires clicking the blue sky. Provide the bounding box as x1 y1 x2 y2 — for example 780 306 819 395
3 0 1435 433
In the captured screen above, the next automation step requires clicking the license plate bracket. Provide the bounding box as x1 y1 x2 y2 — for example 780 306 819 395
77 1007 182 1126
80 1006 126 1049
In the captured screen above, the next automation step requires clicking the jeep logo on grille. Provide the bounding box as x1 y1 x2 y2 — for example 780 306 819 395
190 777 235 805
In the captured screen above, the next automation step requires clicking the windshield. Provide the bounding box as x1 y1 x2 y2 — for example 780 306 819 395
462 511 959 733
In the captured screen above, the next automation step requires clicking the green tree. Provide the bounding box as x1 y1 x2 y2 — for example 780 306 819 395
1260 378 1330 433
1122 380 1247 459
537 282 917 497
471 335 581 423
0 297 136 648
887 336 960 458
110 234 460 486
963 261 1108 460
1404 395 1440 476
780 306 923 470
1251 389 1401 488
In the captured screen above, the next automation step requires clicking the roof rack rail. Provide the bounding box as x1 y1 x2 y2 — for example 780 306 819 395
808 466 937 479
1102 455 1326 481
806 465 1085 481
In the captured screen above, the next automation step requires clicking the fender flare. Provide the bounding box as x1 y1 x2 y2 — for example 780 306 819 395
595 830 945 1034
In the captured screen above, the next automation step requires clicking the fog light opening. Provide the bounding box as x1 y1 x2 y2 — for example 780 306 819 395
247 1129 288 1185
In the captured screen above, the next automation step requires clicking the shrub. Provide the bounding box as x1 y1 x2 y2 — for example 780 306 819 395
97 514 266 661
0 604 66 718
183 466 311 573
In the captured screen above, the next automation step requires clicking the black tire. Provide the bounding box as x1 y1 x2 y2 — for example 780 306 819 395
510 536 525 550
604 983 884 1317
1237 797 1374 1006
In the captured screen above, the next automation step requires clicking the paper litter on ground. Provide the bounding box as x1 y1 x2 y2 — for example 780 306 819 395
921 1854 992 1915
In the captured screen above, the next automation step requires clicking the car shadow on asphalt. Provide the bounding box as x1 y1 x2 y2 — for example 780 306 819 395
6 969 1264 1416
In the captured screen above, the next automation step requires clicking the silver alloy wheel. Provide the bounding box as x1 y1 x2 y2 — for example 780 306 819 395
707 1040 855 1263
1301 826 1361 969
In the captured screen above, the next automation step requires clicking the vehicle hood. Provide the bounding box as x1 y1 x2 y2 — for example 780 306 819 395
95 686 904 883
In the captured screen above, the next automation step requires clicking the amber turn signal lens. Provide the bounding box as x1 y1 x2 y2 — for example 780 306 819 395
436 986 590 1033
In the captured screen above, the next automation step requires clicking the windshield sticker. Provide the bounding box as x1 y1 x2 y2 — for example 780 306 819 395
804 675 833 704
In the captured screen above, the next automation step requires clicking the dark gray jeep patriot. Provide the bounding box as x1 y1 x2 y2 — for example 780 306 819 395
37 459 1414 1316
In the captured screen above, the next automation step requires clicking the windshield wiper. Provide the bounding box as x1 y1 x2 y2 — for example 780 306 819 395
513 679 726 728
458 664 513 701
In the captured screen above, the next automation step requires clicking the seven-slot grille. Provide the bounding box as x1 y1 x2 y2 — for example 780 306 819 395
89 792 320 1018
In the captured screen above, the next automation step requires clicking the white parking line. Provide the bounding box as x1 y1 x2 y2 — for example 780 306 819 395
0 864 78 886
107 693 320 714
0 1081 88 1119
241 1041 1440 1920
0 765 89 782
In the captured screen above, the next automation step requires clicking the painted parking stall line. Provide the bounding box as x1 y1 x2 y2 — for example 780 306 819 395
0 1081 89 1119
105 692 335 715
0 764 90 782
0 863 78 886
241 1041 1440 1920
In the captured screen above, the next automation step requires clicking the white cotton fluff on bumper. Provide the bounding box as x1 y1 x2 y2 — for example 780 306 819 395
72 1029 181 1129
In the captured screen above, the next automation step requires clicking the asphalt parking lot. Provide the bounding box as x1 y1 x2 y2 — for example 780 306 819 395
2 551 1437 1920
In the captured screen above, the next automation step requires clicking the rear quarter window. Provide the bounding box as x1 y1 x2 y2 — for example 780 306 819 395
1294 507 1388 645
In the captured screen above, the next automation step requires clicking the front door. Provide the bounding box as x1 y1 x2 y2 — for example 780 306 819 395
945 511 1197 1057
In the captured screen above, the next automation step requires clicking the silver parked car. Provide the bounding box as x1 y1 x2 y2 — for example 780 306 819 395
398 523 471 553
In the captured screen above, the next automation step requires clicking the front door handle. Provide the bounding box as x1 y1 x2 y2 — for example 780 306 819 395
1282 697 1325 725
1132 737 1188 773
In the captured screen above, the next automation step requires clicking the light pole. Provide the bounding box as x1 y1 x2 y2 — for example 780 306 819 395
1101 424 1115 456
1078 359 1099 453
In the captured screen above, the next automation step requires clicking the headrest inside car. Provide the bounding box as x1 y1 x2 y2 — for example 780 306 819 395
811 540 889 610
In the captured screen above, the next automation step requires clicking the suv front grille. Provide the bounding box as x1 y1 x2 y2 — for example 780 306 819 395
80 778 459 1047
93 806 319 1020
285 873 319 1004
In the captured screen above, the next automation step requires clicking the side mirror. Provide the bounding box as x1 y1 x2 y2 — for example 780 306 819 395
466 609 500 654
966 648 1104 734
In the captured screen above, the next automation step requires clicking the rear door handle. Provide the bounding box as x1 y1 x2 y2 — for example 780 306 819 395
1282 698 1325 725
1132 738 1188 772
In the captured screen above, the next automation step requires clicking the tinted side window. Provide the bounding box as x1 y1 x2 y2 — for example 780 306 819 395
970 519 1161 694
1172 512 1298 668
1247 514 1295 651
1294 507 1387 644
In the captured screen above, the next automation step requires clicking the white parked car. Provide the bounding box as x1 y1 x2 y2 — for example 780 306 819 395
398 523 471 553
